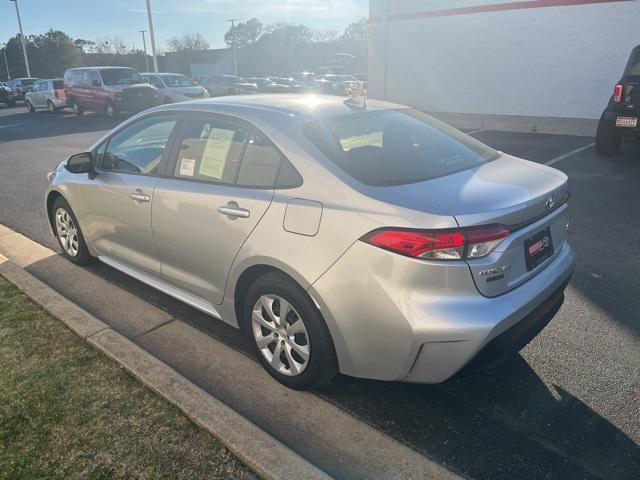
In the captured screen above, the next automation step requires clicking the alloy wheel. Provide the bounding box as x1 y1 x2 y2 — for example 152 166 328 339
251 295 310 376
55 207 79 257
48 101 55 113
106 104 115 117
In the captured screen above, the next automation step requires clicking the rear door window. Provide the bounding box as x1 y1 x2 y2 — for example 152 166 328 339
304 109 500 186
236 131 284 188
173 115 248 184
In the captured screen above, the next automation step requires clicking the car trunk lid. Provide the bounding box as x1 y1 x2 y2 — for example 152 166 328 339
386 154 570 296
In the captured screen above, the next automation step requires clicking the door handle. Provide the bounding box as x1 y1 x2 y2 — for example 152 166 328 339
129 192 151 203
218 202 250 219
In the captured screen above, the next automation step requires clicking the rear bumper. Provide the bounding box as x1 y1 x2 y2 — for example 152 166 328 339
310 237 575 383
602 109 640 135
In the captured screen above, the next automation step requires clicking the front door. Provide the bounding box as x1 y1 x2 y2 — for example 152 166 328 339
151 113 284 304
79 113 181 276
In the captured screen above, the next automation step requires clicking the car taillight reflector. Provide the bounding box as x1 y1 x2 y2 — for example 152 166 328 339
362 225 510 260
613 84 624 103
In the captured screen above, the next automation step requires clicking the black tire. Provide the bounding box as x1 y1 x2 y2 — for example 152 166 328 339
7 99 15 107
51 196 94 266
104 100 118 118
242 272 338 390
162 96 172 104
25 100 35 113
595 112 622 156
71 98 83 116
47 100 56 113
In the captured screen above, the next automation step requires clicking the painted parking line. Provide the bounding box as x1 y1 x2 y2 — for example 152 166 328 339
465 128 486 135
545 142 595 166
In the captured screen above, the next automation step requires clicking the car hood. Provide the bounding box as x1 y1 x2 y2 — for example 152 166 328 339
170 85 205 94
103 83 157 93
385 154 569 227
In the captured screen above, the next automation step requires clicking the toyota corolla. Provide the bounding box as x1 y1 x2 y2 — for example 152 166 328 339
45 94 575 389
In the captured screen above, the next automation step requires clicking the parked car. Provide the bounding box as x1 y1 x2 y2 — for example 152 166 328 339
595 44 640 155
0 83 15 107
247 77 291 93
45 94 575 389
202 75 258 96
141 72 209 103
270 77 314 93
25 78 66 113
64 67 161 118
7 77 38 102
319 74 360 96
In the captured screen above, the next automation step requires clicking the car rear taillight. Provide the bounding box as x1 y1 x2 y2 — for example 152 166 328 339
613 84 624 103
362 225 510 260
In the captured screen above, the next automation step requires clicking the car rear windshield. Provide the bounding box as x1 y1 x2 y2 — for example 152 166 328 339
101 69 144 85
303 109 500 186
625 48 640 76
161 75 197 87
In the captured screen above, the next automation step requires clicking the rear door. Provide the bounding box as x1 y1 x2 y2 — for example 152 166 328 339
79 113 182 276
151 113 282 304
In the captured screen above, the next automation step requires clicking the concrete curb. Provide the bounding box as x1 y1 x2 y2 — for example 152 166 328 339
0 252 332 480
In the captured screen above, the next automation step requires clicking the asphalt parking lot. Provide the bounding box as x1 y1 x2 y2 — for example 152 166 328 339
0 104 638 480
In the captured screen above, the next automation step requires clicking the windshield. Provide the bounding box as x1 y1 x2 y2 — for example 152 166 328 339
161 74 197 87
304 109 500 187
101 69 144 85
21 79 37 86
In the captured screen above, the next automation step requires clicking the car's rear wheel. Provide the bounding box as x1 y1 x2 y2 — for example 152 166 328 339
71 98 83 116
243 272 338 390
595 112 622 155
47 100 56 113
51 196 94 265
105 100 117 118
25 100 35 113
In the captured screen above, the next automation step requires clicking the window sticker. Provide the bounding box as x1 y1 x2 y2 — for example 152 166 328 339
179 158 196 177
199 127 235 179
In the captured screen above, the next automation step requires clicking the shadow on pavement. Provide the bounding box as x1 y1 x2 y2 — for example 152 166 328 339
0 108 121 142
318 356 639 480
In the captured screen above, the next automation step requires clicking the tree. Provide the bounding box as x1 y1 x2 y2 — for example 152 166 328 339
74 38 95 53
257 23 314 47
342 17 368 42
313 30 339 43
167 33 209 52
1 30 81 79
94 36 128 55
224 18 263 48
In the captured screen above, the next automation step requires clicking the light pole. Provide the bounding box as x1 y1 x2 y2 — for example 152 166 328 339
139 30 150 72
0 43 10 81
227 18 238 75
145 0 159 72
9 0 31 77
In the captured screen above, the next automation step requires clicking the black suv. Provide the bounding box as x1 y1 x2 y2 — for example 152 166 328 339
0 83 15 107
596 45 640 155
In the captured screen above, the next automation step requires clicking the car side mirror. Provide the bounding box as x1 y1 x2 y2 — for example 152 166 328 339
92 80 101 87
65 152 94 175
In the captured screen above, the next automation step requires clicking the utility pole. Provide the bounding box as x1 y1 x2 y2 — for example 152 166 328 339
9 0 31 77
145 0 159 72
139 30 150 72
1 44 10 80
227 18 238 75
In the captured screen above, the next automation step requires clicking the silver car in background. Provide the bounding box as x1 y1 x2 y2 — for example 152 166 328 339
141 72 209 104
25 79 67 113
44 94 575 389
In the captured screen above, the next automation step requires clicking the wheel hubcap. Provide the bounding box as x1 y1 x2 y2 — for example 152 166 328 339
252 295 310 376
107 105 114 116
55 208 79 257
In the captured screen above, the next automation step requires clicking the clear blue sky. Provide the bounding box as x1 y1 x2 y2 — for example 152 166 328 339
0 0 369 50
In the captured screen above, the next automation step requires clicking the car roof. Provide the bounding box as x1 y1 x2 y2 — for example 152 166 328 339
67 66 136 71
158 93 405 120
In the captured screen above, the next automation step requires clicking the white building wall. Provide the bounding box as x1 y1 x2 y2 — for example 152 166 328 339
368 0 640 119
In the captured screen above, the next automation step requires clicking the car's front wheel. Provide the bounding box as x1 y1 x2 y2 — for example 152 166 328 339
105 100 118 118
25 100 35 113
243 272 337 390
595 112 622 155
47 100 57 113
51 196 94 265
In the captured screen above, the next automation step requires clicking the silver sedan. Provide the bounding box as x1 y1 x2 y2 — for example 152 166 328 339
45 94 575 389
